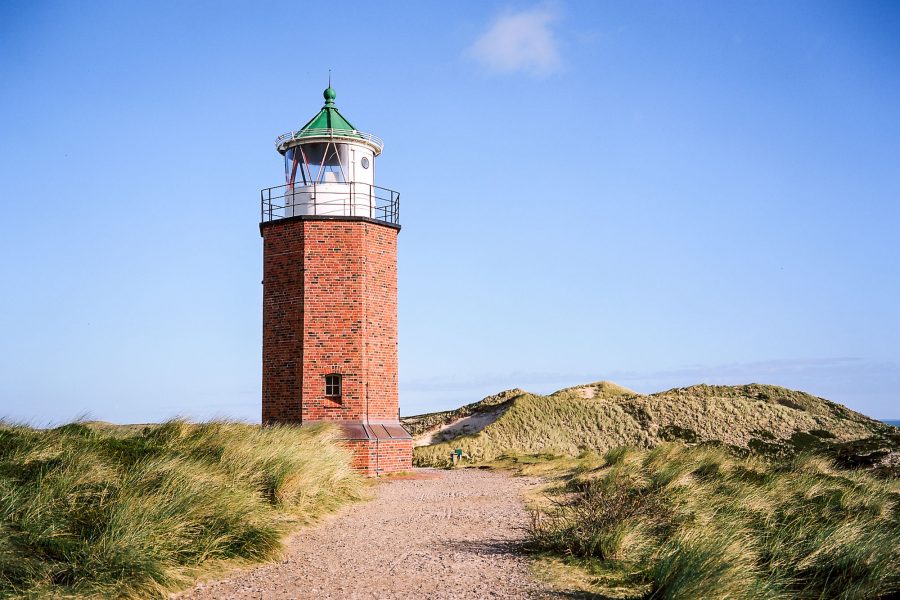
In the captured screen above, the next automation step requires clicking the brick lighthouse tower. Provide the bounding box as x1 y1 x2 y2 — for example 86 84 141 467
259 85 412 475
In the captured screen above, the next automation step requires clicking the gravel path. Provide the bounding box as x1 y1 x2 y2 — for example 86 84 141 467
177 469 549 599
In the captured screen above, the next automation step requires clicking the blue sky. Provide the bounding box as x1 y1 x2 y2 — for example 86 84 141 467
1 1 898 423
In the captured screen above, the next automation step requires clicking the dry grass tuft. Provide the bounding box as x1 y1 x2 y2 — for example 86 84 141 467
521 445 900 599
0 419 364 598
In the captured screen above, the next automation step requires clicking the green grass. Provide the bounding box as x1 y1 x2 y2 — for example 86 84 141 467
0 420 364 598
411 383 899 470
503 446 900 599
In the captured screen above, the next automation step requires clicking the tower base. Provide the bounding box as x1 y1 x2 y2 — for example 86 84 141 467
343 439 413 476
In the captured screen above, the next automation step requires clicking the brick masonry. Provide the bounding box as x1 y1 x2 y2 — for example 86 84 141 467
343 439 413 477
261 216 412 474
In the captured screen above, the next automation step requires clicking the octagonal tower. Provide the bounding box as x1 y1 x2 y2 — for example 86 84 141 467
259 86 412 475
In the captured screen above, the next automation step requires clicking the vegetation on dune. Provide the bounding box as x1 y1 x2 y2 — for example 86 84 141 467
413 390 651 464
412 381 899 596
0 420 364 598
410 383 899 470
401 388 526 437
505 445 900 599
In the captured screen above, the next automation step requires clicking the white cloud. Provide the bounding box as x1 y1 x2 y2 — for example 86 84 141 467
469 5 563 75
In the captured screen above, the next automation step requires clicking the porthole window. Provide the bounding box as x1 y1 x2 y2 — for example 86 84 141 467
360 156 370 169
325 374 342 397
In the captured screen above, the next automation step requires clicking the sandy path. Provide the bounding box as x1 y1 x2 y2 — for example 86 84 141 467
177 469 549 599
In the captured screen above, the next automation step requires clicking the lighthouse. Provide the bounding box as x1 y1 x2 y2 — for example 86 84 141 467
259 85 412 475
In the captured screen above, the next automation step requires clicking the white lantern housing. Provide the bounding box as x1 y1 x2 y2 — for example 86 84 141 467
271 86 388 220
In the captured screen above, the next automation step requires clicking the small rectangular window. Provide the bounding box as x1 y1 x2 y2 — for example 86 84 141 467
325 374 342 397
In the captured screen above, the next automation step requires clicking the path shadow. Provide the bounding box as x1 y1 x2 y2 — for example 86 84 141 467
538 591 622 599
439 539 627 600
439 538 527 559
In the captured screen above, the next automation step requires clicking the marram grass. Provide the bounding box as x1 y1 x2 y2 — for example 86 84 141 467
411 384 898 469
0 420 364 599
513 445 900 599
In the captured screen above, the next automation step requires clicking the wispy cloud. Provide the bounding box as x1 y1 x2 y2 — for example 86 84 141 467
468 5 563 75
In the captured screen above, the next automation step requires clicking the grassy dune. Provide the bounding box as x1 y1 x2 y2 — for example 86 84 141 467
412 381 899 596
0 420 364 598
402 388 527 437
410 383 898 469
508 446 900 599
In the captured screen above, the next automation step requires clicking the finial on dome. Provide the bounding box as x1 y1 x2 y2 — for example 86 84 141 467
323 69 335 106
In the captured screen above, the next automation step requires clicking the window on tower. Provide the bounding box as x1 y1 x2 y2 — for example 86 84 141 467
325 374 342 398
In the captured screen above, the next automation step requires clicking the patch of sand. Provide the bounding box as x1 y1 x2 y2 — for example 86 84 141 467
414 405 508 447
560 381 638 400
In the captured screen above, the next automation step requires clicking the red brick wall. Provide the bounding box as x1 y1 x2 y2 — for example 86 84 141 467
261 217 410 474
344 439 413 476
261 218 399 424
375 439 414 473
362 223 400 421
344 440 378 476
297 220 369 422
260 220 305 423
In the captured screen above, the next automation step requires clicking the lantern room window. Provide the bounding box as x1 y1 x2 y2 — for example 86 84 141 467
325 374 342 397
285 142 349 186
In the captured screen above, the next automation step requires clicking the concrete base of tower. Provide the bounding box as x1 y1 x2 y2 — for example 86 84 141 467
343 439 413 476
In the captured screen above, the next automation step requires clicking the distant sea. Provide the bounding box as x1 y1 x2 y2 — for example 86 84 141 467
883 420 900 427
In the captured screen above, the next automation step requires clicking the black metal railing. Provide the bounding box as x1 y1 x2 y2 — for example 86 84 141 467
260 182 400 226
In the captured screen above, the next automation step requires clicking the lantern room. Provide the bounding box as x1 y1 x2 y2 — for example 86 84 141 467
264 86 398 223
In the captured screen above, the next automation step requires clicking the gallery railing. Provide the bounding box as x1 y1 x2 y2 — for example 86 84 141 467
260 182 400 226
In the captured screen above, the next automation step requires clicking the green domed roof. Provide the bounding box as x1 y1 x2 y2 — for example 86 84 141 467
297 87 357 134
275 87 384 155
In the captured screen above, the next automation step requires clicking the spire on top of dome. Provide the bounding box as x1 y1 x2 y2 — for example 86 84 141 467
323 85 336 106
323 69 336 106
297 76 356 134
274 75 384 156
